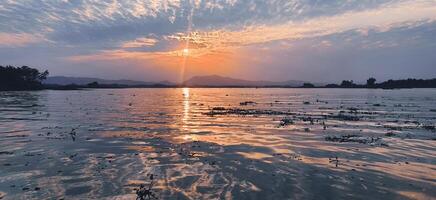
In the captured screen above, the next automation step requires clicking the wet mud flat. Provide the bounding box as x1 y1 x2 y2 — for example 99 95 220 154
0 88 435 199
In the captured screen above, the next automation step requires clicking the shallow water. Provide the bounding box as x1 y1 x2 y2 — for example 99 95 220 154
0 88 435 199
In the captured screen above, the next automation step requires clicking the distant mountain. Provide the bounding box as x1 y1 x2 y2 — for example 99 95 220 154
44 75 322 88
183 75 317 87
44 76 175 86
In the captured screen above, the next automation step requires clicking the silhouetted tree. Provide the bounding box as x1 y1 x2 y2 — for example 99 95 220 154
325 84 339 88
366 77 376 88
340 80 356 88
323 78 436 89
302 83 315 88
0 65 48 91
377 78 436 89
87 81 99 88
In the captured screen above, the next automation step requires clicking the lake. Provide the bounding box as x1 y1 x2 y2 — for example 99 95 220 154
0 88 435 199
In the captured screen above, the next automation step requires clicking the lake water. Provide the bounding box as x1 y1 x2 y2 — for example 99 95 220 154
0 88 435 199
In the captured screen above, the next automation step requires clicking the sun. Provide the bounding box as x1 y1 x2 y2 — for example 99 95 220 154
183 48 189 55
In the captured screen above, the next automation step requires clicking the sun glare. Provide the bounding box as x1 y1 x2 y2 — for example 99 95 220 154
183 48 189 56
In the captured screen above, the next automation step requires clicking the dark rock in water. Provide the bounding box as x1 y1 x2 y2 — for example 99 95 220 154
303 101 311 105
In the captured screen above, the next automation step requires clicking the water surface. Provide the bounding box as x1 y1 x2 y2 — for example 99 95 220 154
0 88 435 199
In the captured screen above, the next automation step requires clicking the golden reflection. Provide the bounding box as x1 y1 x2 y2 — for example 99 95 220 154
237 152 273 160
182 134 198 141
182 87 190 127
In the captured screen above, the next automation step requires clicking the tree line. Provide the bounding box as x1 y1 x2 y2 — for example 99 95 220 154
0 65 48 91
1 65 436 90
320 77 436 89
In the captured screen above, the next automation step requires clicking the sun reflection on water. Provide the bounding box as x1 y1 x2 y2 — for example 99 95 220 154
182 88 190 128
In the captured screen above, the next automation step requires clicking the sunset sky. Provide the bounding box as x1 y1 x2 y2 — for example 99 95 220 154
1 0 436 83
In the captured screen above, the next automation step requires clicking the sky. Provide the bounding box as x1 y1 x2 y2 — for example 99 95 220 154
1 0 436 83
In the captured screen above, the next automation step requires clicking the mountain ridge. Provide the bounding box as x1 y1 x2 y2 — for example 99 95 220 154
182 75 319 87
44 76 175 86
44 75 321 87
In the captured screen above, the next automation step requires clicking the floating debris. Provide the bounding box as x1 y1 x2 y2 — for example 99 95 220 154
422 124 435 131
69 128 77 141
279 118 294 126
205 107 296 116
384 125 403 131
329 156 340 167
347 107 359 113
240 101 256 106
329 114 360 121
385 132 396 137
325 135 385 146
0 151 13 155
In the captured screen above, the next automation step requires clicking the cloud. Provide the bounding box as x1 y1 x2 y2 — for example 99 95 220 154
66 0 436 62
121 37 158 48
67 50 169 62
66 46 230 62
0 33 43 47
1 0 436 82
168 0 436 51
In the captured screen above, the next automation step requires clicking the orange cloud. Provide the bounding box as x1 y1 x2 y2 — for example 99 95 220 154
67 46 244 82
66 0 436 70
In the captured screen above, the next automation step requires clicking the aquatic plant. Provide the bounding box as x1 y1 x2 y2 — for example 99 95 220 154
325 134 384 145
279 118 294 126
240 101 256 106
136 174 157 200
